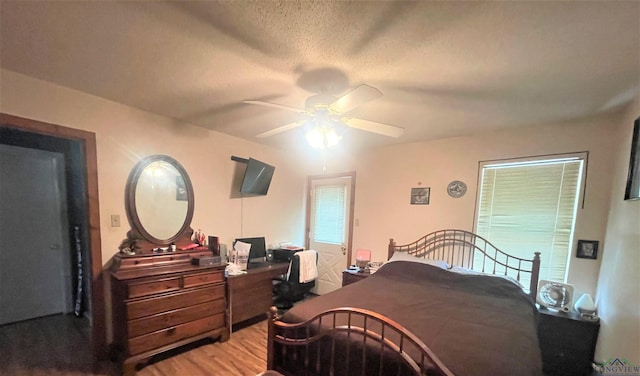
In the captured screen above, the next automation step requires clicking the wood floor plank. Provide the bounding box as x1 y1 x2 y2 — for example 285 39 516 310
0 314 268 376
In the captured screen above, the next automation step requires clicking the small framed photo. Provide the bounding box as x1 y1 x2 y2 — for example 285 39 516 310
576 240 599 259
410 187 430 205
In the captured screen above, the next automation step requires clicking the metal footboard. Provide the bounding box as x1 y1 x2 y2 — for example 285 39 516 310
267 306 454 376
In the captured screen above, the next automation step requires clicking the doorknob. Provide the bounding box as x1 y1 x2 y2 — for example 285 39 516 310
341 246 346 255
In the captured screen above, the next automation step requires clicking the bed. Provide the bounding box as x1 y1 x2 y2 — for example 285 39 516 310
266 229 542 376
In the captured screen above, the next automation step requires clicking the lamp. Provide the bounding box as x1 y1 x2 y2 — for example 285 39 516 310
304 111 346 149
355 249 372 270
574 293 598 320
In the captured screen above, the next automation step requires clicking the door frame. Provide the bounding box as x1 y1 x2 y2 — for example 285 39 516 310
0 113 105 359
305 171 356 269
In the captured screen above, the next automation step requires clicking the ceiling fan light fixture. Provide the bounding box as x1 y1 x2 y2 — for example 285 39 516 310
246 84 404 143
304 118 346 149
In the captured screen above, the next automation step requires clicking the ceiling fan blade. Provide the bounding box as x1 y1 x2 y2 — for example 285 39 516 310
329 84 383 114
343 117 405 138
256 121 304 138
243 100 306 114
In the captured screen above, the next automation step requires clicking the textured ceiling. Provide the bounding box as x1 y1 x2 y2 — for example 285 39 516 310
1 1 639 151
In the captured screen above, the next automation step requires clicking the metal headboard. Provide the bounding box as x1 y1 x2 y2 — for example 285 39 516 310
388 229 541 300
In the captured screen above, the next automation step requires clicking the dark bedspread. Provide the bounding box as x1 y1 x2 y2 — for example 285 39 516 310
280 261 542 376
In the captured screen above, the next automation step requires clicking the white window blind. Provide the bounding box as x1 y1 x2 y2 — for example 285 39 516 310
313 184 346 245
475 157 584 285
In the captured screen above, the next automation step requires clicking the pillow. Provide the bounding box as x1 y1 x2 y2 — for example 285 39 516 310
388 251 450 269
448 265 524 288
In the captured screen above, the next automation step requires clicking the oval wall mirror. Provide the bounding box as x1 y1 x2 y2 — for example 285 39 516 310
125 155 194 248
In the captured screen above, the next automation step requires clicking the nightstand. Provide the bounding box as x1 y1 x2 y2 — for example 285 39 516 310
342 269 370 287
537 307 600 376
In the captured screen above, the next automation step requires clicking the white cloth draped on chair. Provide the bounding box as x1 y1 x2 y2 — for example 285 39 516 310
292 250 317 283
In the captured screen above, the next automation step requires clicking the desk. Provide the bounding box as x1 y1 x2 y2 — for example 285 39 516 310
227 262 289 325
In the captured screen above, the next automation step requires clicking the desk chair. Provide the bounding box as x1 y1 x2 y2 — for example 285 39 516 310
273 252 318 309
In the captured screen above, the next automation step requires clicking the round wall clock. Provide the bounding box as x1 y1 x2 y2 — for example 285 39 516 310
447 180 467 198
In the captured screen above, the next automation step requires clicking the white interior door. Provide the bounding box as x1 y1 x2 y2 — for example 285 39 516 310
0 144 71 325
308 175 353 295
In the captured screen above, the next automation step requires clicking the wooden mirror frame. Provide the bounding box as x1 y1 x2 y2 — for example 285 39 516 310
125 155 195 253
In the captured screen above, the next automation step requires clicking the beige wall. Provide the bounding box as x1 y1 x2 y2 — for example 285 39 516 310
595 95 640 364
330 112 621 298
0 69 308 266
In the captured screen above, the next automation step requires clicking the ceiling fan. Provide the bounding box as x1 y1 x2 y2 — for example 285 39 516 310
243 84 405 148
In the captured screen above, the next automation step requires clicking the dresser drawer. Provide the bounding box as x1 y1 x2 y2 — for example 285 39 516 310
151 253 192 267
183 270 224 288
128 313 224 355
127 277 181 299
127 284 224 320
128 299 225 338
117 256 155 269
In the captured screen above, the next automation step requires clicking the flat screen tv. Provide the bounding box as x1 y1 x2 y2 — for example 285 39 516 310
624 117 640 200
240 158 275 196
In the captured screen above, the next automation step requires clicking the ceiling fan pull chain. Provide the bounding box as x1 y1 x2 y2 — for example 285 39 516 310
322 150 327 174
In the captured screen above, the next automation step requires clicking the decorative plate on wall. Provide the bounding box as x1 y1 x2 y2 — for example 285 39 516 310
447 181 467 198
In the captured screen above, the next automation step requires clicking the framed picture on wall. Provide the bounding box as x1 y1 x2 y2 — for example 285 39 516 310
576 240 599 259
410 187 430 205
176 176 188 201
624 116 640 200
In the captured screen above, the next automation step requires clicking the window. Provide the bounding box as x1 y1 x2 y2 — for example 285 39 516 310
475 154 585 286
313 184 347 245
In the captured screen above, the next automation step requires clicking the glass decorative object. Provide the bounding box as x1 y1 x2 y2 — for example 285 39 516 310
575 293 597 315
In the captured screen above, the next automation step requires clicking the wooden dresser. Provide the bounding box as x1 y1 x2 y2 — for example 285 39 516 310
110 251 229 375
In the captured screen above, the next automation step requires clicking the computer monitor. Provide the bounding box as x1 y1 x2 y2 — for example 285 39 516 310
234 236 267 265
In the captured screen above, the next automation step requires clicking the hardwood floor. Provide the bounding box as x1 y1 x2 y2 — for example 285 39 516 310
0 314 269 376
